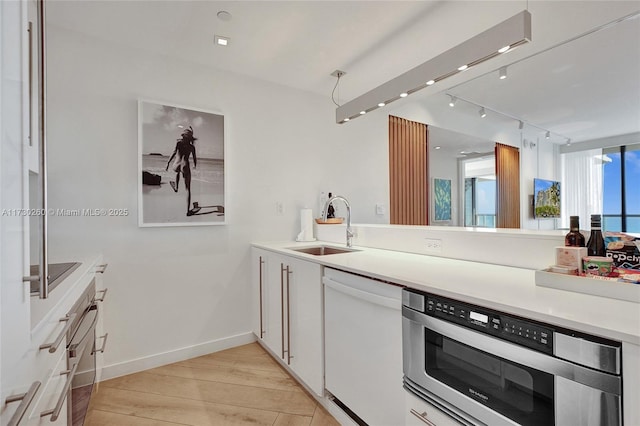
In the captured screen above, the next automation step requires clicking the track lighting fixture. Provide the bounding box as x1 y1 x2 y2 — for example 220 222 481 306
445 93 569 144
499 66 508 80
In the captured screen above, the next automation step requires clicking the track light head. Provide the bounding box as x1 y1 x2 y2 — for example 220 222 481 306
449 95 457 107
499 66 508 80
518 120 524 130
479 107 486 118
545 131 550 139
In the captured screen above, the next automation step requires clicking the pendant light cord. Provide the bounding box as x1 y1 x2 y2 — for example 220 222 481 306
331 74 342 107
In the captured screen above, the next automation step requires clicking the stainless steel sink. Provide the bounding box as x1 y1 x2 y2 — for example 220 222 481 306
290 245 360 256
30 262 81 296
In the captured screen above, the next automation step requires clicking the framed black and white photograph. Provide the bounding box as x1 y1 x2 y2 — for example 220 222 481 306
138 100 226 227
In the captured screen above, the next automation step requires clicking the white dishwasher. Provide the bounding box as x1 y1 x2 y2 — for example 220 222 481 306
323 268 404 426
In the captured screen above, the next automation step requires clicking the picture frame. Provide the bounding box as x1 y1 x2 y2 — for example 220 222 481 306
433 178 452 222
138 100 226 227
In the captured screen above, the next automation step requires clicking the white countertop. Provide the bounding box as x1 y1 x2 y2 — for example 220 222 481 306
253 241 640 345
30 253 103 332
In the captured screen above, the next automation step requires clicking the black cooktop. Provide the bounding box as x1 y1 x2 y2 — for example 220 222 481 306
30 262 81 296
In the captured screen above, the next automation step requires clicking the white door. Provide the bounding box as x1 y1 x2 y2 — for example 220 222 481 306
1 1 39 424
284 257 323 396
262 251 283 358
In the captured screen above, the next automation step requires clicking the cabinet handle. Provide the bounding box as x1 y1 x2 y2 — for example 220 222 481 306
280 263 285 360
95 263 108 274
410 409 437 426
40 363 77 421
93 288 108 302
286 266 293 365
92 333 109 355
27 21 33 147
39 313 76 353
5 381 41 426
259 257 265 338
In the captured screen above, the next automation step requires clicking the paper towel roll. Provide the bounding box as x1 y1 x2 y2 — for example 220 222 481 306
296 208 316 242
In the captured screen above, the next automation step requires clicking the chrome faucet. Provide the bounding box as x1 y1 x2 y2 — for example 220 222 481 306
322 195 353 247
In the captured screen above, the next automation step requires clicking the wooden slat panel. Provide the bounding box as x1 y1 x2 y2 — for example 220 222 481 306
389 116 428 225
495 143 521 228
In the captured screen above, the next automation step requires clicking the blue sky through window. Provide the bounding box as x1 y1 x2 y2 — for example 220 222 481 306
603 147 640 232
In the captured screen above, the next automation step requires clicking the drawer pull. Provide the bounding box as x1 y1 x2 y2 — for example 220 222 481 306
410 408 437 426
93 288 108 302
5 381 41 426
92 333 109 354
95 263 108 274
39 313 76 353
40 362 78 421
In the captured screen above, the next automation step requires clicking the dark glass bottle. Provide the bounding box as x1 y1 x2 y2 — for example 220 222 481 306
326 192 335 219
586 214 606 256
565 216 585 247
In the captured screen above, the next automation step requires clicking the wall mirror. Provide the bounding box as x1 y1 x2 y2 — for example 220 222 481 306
377 10 640 230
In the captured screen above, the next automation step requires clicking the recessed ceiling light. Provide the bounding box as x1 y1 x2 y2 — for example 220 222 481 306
378 102 385 107
214 35 229 46
344 118 350 122
498 45 511 53
458 65 468 71
360 111 366 115
434 146 441 150
426 80 435 86
400 92 408 98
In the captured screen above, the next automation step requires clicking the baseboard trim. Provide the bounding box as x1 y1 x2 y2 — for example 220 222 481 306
99 332 256 381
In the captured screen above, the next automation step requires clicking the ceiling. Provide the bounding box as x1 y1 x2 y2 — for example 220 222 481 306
46 1 640 143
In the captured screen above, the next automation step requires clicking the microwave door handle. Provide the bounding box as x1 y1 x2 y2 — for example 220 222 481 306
403 307 620 396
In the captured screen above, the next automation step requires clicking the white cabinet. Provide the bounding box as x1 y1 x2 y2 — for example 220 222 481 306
252 248 323 396
25 348 69 426
405 390 463 426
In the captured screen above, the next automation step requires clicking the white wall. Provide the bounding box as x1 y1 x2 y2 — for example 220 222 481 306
44 25 383 375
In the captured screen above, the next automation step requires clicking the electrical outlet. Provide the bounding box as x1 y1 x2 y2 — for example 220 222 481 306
425 238 442 252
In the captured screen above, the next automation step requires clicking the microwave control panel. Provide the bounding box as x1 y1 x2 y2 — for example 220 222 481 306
425 296 554 355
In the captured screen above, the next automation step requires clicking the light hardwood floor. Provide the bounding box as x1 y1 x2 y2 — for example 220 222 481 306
85 343 340 426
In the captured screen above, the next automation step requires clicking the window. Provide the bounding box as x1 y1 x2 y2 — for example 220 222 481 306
463 156 496 227
603 144 640 232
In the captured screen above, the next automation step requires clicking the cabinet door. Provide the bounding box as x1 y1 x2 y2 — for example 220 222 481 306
260 250 283 357
284 257 323 396
405 391 463 426
25 349 69 426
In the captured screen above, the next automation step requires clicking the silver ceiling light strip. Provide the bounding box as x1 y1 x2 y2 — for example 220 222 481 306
447 93 570 142
336 10 532 124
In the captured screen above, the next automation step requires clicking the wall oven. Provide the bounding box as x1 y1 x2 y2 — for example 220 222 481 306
66 279 107 426
402 288 622 426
